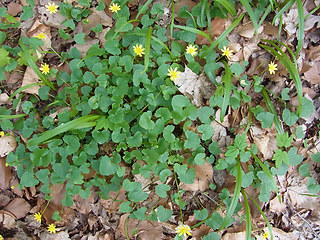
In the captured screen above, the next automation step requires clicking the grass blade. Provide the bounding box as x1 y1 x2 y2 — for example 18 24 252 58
142 27 152 73
249 150 281 202
272 0 295 25
261 88 284 134
215 0 236 17
19 43 56 90
241 188 252 240
259 40 303 116
244 190 274 240
135 0 153 20
296 0 304 56
174 25 212 44
8 82 44 101
202 13 244 58
219 160 242 230
220 61 232 122
28 115 100 147
240 0 258 32
0 114 26 120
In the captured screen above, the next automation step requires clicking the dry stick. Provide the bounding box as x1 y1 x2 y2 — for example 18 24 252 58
286 197 320 238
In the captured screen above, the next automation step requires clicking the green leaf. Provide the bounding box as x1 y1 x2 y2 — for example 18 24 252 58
307 178 320 194
288 147 303 165
300 97 314 118
21 101 33 114
157 205 172 222
281 88 290 101
276 132 293 148
184 130 200 149
139 111 155 130
151 3 164 15
197 124 214 141
159 169 172 182
282 109 298 126
174 164 196 184
194 209 208 220
241 171 254 188
163 125 175 143
130 207 147 220
20 171 39 187
203 232 220 240
273 149 288 168
198 106 214 124
0 47 10 67
115 17 133 32
74 33 86 45
120 201 133 213
99 156 119 176
256 111 274 128
63 135 80 154
96 0 105 11
205 212 222 230
21 6 33 20
104 39 121 55
0 32 6 44
311 152 320 163
194 153 205 165
299 163 310 177
38 85 50 100
155 184 170 198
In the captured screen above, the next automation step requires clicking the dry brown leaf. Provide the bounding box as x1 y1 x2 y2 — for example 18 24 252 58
7 2 23 16
196 17 227 45
174 66 214 107
73 39 100 58
0 157 12 190
38 2 65 29
116 214 138 239
236 22 264 38
0 93 9 105
0 192 11 207
306 45 320 61
174 0 197 24
255 227 298 240
100 187 127 213
21 66 41 95
4 198 31 219
0 210 16 229
39 230 71 240
0 136 17 158
304 61 320 84
222 231 246 240
137 221 166 240
27 19 51 51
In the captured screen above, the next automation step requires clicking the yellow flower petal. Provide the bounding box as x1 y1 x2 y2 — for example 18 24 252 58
221 46 233 60
109 3 121 13
133 44 145 57
167 67 181 81
175 224 192 238
186 44 198 57
47 223 56 234
34 212 42 224
268 61 277 74
45 2 58 14
40 63 50 75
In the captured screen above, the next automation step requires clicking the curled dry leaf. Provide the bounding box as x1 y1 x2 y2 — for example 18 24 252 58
0 157 12 189
21 66 42 95
236 22 264 39
4 198 31 219
0 136 17 158
304 61 320 85
0 209 16 229
175 66 214 107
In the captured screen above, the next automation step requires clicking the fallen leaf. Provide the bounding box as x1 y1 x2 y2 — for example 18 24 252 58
0 93 9 105
4 198 31 219
0 157 12 190
304 61 320 84
255 227 298 240
7 2 23 16
196 17 227 45
0 209 16 229
222 231 246 240
236 22 264 38
21 66 41 95
0 136 17 158
175 66 214 107
100 187 127 213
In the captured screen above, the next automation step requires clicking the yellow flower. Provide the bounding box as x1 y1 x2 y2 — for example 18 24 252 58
45 2 58 14
47 223 56 234
133 44 145 57
221 46 233 60
0 131 5 137
40 63 50 75
268 61 277 74
34 33 46 40
34 212 42 223
109 3 121 13
0 234 3 240
5 162 9 167
175 224 192 238
10 185 15 189
262 231 270 239
186 44 198 57
167 67 181 81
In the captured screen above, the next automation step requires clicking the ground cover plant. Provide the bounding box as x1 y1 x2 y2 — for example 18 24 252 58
0 0 320 239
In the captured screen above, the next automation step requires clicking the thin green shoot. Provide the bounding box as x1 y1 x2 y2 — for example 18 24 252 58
0 114 26 120
135 0 153 20
215 0 236 17
296 0 304 55
174 25 213 45
220 61 232 123
8 82 44 101
241 188 252 240
142 27 152 73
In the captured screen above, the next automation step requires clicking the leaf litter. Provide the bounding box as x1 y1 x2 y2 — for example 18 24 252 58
1 0 320 239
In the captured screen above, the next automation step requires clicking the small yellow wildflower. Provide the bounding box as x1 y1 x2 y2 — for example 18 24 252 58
109 3 121 13
40 63 50 75
47 223 56 234
0 234 3 240
11 185 15 189
5 162 9 167
133 44 145 57
175 224 192 238
268 61 277 74
186 44 198 57
34 33 46 40
262 231 270 239
167 67 181 81
0 131 5 137
45 2 58 14
221 46 233 60
34 212 42 224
